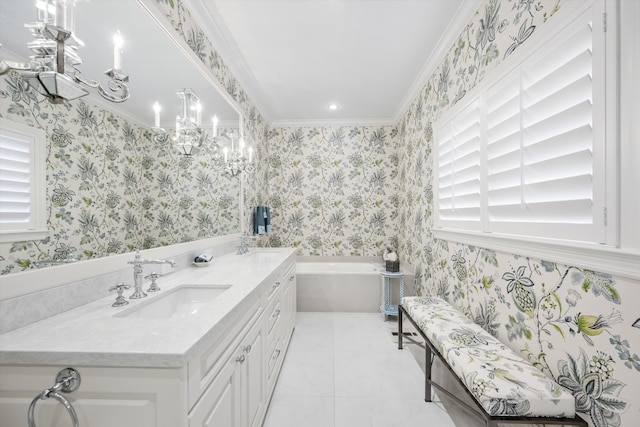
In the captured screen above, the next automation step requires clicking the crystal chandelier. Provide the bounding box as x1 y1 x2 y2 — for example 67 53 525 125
151 89 210 157
214 129 255 177
0 0 129 104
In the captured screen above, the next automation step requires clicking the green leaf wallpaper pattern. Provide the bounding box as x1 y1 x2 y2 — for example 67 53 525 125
264 126 399 256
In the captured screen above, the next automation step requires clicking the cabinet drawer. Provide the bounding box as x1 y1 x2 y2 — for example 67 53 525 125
188 295 262 409
266 298 281 342
266 338 281 393
266 273 284 301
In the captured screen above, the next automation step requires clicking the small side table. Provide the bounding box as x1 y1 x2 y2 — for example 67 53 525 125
380 270 404 321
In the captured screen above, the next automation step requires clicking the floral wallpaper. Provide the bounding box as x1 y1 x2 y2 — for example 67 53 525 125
393 1 639 426
264 126 399 256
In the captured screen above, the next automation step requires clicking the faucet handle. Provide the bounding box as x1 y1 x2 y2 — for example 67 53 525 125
109 282 131 307
145 272 160 292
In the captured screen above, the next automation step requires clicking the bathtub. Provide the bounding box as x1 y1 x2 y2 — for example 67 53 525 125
296 259 411 312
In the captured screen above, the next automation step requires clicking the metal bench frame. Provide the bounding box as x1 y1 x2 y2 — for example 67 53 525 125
398 304 588 427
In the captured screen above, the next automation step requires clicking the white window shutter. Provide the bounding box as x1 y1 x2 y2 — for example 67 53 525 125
0 122 48 242
434 4 611 246
436 99 482 230
486 11 599 242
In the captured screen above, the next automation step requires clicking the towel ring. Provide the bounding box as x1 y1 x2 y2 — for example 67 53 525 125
27 368 81 427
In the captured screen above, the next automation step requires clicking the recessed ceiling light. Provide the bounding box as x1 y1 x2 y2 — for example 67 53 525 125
328 103 340 111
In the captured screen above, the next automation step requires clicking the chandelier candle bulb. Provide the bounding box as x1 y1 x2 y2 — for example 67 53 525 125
248 146 253 163
212 115 218 137
54 0 66 28
153 102 161 128
113 31 123 70
196 102 202 126
223 147 228 163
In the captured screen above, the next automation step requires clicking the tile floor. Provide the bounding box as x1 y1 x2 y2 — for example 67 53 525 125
262 312 456 427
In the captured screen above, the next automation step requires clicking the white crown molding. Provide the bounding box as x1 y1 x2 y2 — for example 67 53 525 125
271 117 396 128
392 0 482 123
184 0 274 124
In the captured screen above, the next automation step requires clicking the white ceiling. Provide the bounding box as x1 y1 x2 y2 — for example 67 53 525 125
186 0 481 126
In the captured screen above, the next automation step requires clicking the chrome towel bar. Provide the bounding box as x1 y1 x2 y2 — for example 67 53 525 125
27 367 81 427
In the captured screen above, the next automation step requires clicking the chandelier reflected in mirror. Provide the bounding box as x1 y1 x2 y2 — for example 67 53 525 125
151 89 209 156
151 88 255 175
0 0 130 104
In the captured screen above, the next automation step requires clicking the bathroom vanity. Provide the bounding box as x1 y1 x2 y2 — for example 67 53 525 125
0 248 296 427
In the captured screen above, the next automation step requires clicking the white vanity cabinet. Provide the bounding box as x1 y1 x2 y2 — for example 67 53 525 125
188 260 296 427
0 250 297 427
188 304 265 427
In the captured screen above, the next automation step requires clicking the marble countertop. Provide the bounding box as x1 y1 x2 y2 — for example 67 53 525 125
0 248 296 368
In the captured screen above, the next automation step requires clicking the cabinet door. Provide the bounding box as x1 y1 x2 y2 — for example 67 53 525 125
0 365 185 427
282 266 297 335
240 316 265 427
189 352 241 427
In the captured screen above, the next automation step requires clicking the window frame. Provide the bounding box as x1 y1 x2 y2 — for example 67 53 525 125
432 0 640 280
0 120 49 243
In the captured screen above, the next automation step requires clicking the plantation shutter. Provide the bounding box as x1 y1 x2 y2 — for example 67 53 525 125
0 129 35 229
0 123 46 240
436 99 482 230
486 11 600 242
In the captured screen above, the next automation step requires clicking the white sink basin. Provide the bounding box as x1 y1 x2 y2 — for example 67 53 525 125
248 250 280 258
115 285 231 319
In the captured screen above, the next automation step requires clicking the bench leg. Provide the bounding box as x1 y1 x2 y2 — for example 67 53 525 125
425 344 432 402
398 307 404 350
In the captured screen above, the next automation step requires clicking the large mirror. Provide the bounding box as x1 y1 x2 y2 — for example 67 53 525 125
0 0 241 276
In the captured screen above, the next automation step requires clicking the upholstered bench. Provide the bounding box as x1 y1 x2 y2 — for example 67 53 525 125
398 296 587 427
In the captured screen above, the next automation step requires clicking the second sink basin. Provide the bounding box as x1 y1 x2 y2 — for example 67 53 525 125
115 285 231 319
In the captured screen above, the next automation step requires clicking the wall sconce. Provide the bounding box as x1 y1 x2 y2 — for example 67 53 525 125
215 130 255 177
0 0 129 104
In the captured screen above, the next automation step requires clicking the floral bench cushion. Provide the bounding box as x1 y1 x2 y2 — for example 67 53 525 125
402 296 576 418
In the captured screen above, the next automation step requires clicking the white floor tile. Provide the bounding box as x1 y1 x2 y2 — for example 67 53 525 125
333 312 396 353
288 313 334 353
334 350 424 399
263 312 462 427
273 350 334 397
334 397 456 427
262 395 334 427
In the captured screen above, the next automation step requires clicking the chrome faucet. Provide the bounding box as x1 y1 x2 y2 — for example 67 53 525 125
127 250 176 299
